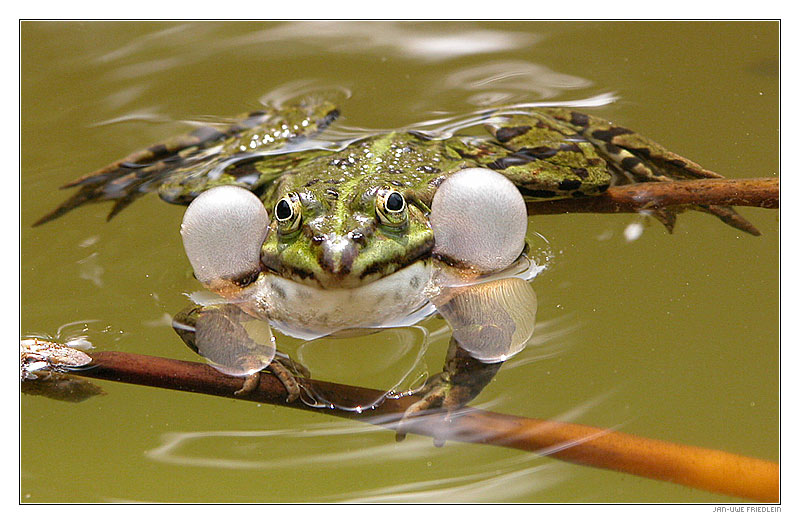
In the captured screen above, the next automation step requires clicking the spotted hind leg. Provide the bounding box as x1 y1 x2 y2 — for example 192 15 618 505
484 107 757 234
34 99 339 225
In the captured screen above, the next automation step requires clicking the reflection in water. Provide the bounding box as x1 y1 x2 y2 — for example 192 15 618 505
24 319 127 353
143 388 623 502
226 22 540 62
341 462 566 503
443 60 592 106
294 326 430 411
145 423 571 502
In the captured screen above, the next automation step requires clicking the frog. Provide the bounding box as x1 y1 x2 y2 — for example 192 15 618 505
35 97 756 439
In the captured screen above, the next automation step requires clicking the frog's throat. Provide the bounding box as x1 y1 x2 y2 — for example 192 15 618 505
249 260 435 340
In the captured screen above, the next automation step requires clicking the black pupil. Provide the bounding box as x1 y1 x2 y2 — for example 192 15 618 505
386 192 404 212
276 199 292 220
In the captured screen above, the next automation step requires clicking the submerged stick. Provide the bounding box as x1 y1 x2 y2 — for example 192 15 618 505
526 178 779 214
29 347 777 503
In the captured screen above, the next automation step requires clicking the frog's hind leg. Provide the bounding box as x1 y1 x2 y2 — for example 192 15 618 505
33 124 238 226
171 303 306 403
34 100 340 226
538 108 759 235
479 112 613 199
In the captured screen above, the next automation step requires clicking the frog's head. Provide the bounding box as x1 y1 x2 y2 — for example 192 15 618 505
180 167 527 294
180 182 435 292
260 179 434 289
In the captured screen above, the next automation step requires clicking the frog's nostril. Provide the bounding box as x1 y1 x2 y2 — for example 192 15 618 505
348 230 367 246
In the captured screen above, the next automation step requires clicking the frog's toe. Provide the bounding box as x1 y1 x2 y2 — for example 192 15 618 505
395 375 449 443
396 341 504 444
231 359 302 402
234 372 261 397
268 359 302 403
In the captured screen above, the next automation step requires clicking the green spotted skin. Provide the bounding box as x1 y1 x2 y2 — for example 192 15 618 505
37 100 756 288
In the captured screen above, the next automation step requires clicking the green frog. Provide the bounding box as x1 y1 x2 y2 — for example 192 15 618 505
36 98 756 438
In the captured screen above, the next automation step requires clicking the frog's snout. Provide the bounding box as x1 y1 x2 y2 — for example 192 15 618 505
318 235 358 277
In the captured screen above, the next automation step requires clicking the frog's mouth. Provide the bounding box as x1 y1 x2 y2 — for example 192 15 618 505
261 234 435 290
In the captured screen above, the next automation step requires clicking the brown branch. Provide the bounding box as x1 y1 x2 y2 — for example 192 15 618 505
526 178 779 215
59 350 778 503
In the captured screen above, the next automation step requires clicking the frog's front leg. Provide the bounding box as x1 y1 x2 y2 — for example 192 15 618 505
172 303 303 402
396 168 535 443
397 338 503 443
234 355 302 401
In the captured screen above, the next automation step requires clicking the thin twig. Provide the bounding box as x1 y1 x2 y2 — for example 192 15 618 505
525 178 779 215
57 350 778 503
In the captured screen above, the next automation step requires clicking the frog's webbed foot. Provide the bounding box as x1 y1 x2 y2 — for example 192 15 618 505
33 125 234 226
396 339 502 445
481 108 758 235
544 108 759 235
34 99 339 226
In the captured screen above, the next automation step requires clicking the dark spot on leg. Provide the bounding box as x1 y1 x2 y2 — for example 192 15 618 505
605 144 622 155
558 179 582 191
571 167 589 179
518 146 558 160
597 183 610 192
520 188 557 199
487 155 532 170
495 125 531 143
621 157 643 172
570 112 589 127
148 143 168 156
591 127 632 143
409 275 420 289
571 190 586 197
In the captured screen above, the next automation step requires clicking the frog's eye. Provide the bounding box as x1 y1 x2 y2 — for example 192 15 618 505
376 189 408 227
274 193 303 234
181 186 268 289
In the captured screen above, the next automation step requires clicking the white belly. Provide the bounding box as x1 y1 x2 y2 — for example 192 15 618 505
247 261 435 340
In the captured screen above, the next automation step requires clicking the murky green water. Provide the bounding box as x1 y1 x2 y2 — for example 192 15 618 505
21 21 778 502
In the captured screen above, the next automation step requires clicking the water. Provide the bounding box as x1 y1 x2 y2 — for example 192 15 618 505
21 21 778 502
